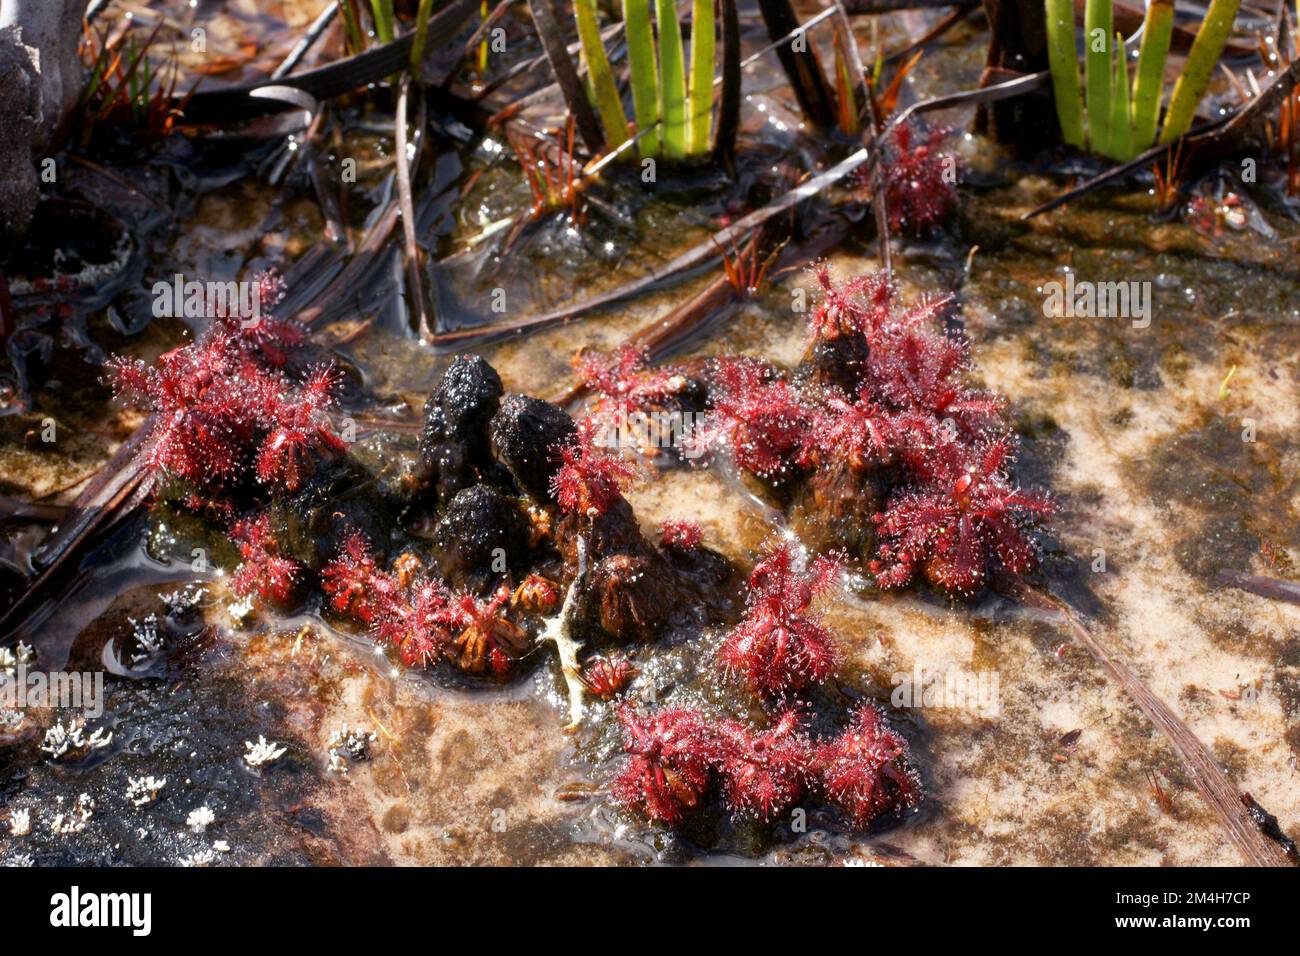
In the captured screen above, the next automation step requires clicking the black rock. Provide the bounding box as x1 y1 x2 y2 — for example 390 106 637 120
431 483 529 586
421 354 504 462
489 394 576 503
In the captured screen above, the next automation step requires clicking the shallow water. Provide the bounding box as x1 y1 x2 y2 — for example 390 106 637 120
2 1 1298 866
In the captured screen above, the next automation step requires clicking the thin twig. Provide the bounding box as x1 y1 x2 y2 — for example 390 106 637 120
395 77 430 339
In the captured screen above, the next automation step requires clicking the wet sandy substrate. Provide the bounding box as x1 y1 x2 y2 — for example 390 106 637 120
6 169 1298 866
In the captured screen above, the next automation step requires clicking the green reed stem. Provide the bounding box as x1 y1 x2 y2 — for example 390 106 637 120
687 0 715 156
1130 0 1174 152
1110 33 1132 159
370 0 396 43
657 0 688 159
1159 0 1241 143
1084 0 1114 154
410 0 437 71
624 0 661 157
1043 0 1084 148
575 0 630 148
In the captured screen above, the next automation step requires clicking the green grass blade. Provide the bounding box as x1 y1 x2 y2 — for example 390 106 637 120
411 0 437 71
338 1 366 53
1159 0 1242 143
1084 0 1113 155
623 0 661 157
1110 33 1132 159
687 0 715 156
370 0 396 43
575 0 630 148
657 0 688 159
1043 0 1084 147
1130 0 1174 151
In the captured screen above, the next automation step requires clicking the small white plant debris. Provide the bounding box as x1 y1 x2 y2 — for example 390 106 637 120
40 717 113 760
326 725 377 773
125 775 167 807
159 585 205 616
842 858 883 867
244 735 287 768
127 614 165 663
179 848 218 867
1 642 34 675
212 840 231 853
228 596 255 624
51 793 96 834
9 808 31 836
186 806 215 834
0 707 23 730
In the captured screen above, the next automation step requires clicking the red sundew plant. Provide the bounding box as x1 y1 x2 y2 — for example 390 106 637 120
108 319 348 498
440 584 527 675
808 265 895 342
511 573 561 613
394 579 455 668
361 568 452 668
107 329 279 493
215 271 299 367
718 541 841 696
805 391 899 471
659 519 703 551
816 703 922 828
693 358 813 481
877 124 958 237
611 704 722 825
574 345 684 416
321 532 385 624
550 418 640 516
866 321 1002 431
716 710 814 821
579 654 635 699
256 365 349 492
231 514 301 605
871 435 1053 597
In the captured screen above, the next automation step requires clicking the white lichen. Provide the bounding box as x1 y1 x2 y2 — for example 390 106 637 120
40 718 113 759
326 725 377 773
159 585 205 616
127 614 165 663
50 793 96 834
9 808 31 836
244 735 287 768
186 806 215 834
1 642 35 676
212 840 231 853
125 775 167 807
228 596 255 624
179 848 218 867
